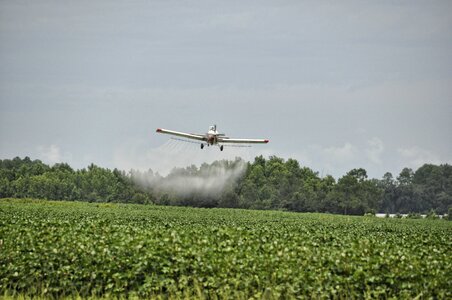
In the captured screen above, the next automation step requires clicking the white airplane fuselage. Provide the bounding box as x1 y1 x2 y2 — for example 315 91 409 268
205 126 220 145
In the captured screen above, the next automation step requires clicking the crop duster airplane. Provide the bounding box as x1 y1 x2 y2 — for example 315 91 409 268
156 125 269 151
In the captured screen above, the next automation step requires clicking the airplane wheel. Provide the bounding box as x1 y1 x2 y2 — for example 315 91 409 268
220 145 224 151
201 144 204 149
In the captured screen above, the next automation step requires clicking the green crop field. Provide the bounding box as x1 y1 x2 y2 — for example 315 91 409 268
0 199 451 299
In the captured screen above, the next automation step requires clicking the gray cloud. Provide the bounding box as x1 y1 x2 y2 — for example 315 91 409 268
1 1 451 179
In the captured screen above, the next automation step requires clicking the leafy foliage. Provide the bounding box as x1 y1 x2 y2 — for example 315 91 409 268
0 158 152 204
0 199 450 298
379 164 452 214
1 157 451 215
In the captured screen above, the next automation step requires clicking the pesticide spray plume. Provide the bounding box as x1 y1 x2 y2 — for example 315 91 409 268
117 138 254 203
131 158 247 198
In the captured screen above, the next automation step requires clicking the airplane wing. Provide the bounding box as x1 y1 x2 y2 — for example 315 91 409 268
218 138 269 144
156 128 205 141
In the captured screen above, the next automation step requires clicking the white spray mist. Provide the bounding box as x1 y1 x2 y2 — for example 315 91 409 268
130 158 247 198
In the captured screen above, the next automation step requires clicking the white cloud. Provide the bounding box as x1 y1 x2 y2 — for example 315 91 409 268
397 146 441 169
288 139 387 178
366 137 384 165
323 142 357 162
293 142 360 178
36 144 62 165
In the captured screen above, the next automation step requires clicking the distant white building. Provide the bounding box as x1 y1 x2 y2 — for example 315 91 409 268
375 213 445 219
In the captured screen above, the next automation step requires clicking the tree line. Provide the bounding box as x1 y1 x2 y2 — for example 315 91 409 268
1 156 451 215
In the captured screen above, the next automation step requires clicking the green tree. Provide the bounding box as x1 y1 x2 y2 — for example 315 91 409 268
379 172 397 213
330 168 382 215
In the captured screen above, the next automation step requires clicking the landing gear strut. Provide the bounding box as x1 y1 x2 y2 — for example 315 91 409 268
220 145 224 151
201 144 204 149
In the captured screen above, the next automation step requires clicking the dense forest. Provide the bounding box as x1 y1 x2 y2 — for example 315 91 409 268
1 156 451 215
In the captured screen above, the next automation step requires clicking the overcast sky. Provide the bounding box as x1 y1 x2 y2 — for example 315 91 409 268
1 1 451 178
